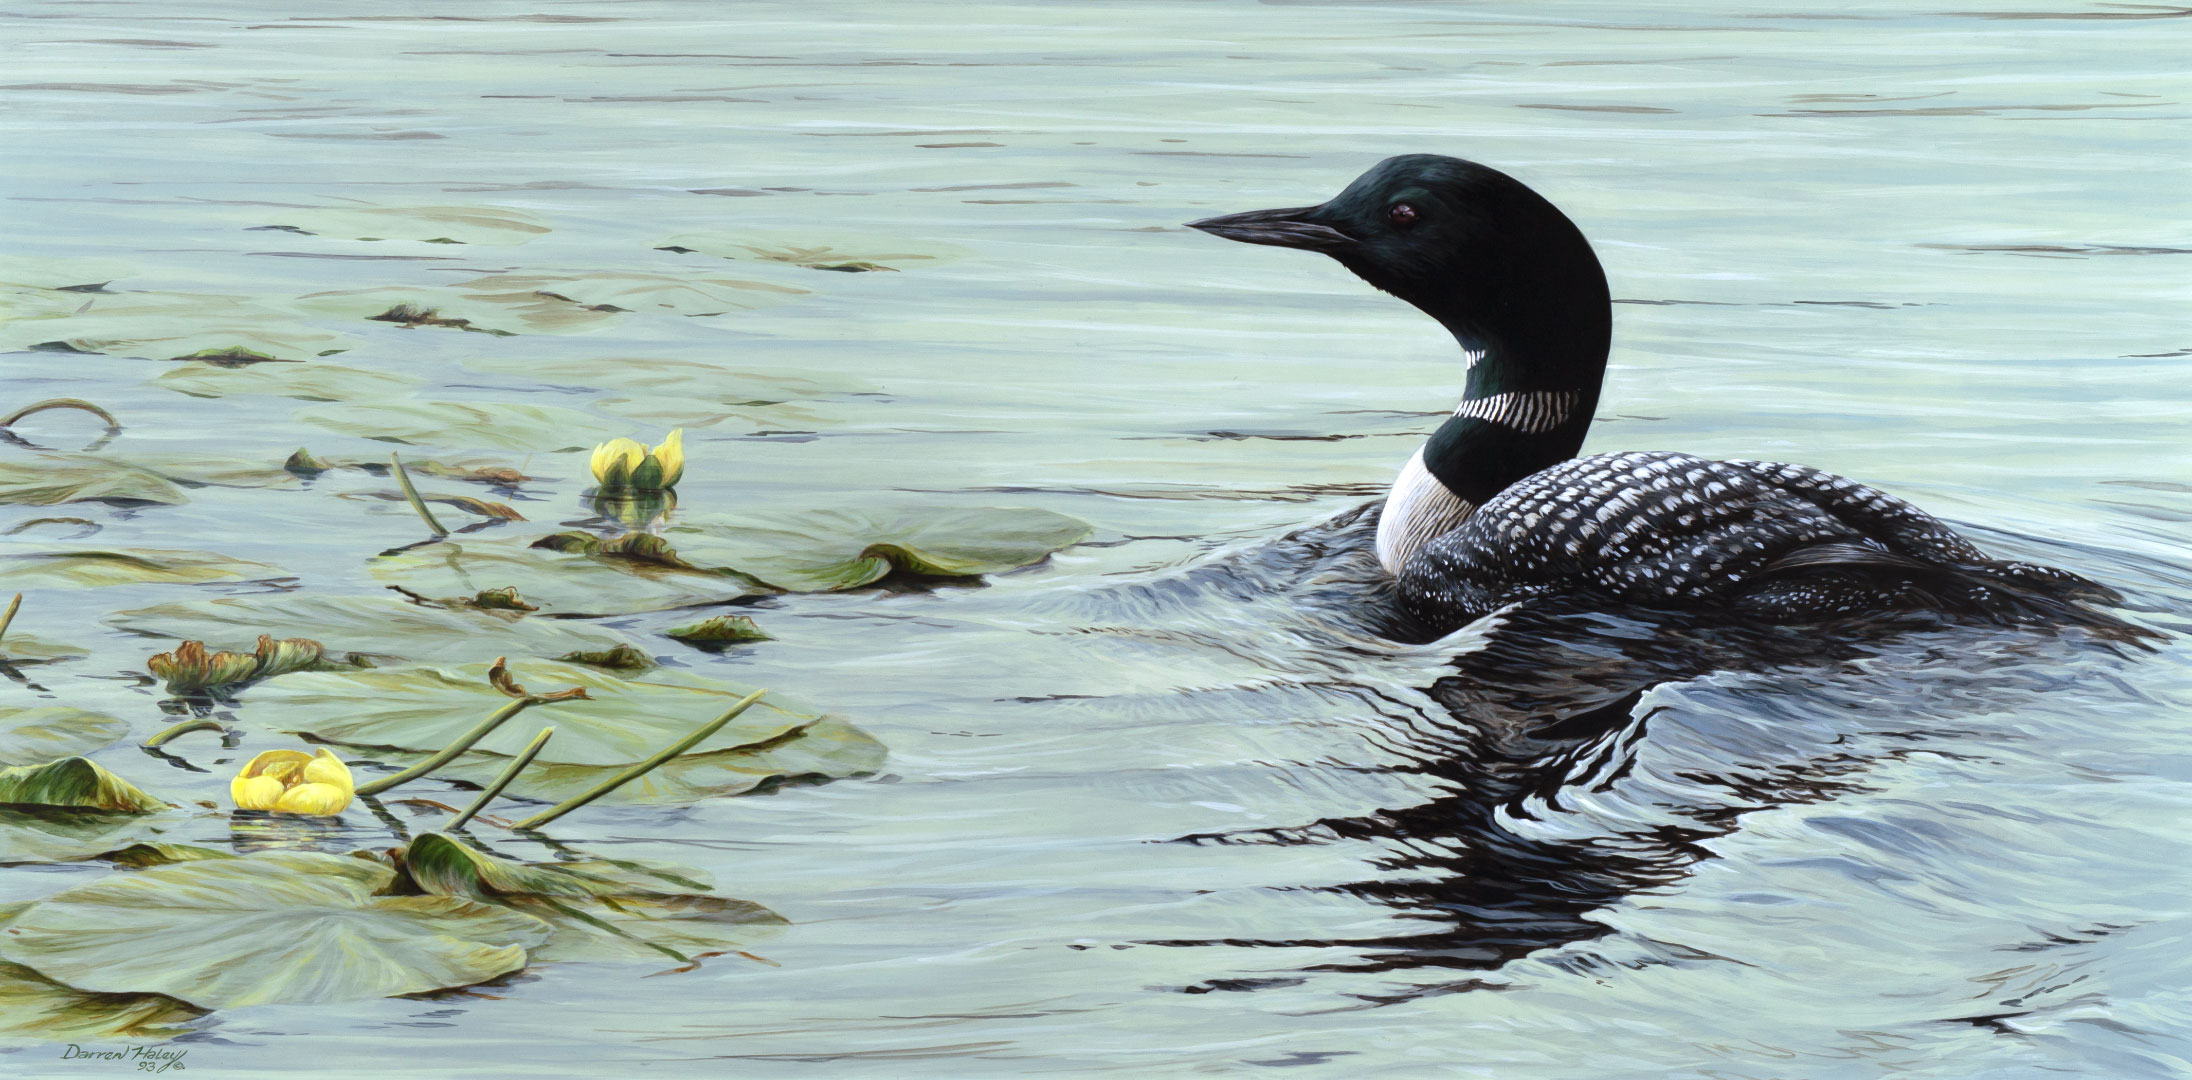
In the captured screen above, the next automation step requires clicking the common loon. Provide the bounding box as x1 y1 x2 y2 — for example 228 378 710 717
1187 154 2116 635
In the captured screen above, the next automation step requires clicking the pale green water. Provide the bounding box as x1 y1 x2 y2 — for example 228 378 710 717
2 1 2189 1077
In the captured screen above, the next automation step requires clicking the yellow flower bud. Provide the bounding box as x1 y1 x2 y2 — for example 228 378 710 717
590 437 647 488
232 774 284 812
654 428 684 489
230 747 354 817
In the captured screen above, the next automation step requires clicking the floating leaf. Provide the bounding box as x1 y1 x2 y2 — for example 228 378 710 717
95 843 237 869
658 507 1093 592
555 644 653 670
0 961 206 1044
655 231 968 272
293 400 629 451
0 852 550 1009
0 455 187 506
0 809 182 867
153 361 423 402
247 661 882 805
666 614 771 646
148 640 262 694
242 204 552 246
0 289 353 363
402 833 781 963
0 758 167 812
0 707 127 766
373 536 761 616
300 271 805 337
0 546 281 589
110 593 640 665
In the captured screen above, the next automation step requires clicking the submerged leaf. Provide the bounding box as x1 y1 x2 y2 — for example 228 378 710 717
401 833 781 963
0 707 128 766
0 852 550 1009
0 758 167 813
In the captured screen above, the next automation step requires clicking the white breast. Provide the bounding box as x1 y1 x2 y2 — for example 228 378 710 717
1375 447 1476 575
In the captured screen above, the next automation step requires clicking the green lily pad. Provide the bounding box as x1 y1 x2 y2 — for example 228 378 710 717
293 400 629 451
0 961 207 1045
109 593 642 665
659 507 1094 591
0 288 353 362
299 271 805 336
95 843 238 869
0 546 283 589
403 833 781 963
153 361 424 402
243 203 551 246
0 708 127 766
247 661 883 805
0 758 168 812
373 536 761 616
0 810 183 866
0 852 550 1009
0 631 87 665
0 455 187 506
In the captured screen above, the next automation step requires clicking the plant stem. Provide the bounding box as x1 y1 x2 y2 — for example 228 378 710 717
356 698 536 798
142 717 225 748
0 592 19 645
511 689 765 831
446 726 555 831
0 397 119 430
390 452 449 537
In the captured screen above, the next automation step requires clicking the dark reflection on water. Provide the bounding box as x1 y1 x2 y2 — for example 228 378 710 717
1121 504 2159 1004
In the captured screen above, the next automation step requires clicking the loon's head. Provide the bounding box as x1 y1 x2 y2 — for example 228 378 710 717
1186 154 1609 369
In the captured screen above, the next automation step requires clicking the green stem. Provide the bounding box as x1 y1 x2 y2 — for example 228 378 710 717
446 726 555 831
511 689 765 831
390 452 449 537
0 592 19 646
356 698 535 798
0 397 119 430
142 717 225 748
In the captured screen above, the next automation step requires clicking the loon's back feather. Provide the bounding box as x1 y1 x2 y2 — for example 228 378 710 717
1393 451 2120 634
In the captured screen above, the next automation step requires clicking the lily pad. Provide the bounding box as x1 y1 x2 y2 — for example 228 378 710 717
457 355 867 430
153 361 423 402
658 507 1094 591
244 203 551 246
403 833 781 963
293 400 628 451
299 271 805 336
0 809 183 866
0 851 550 1009
0 961 207 1044
0 455 187 506
667 614 771 647
109 593 642 665
656 231 968 272
0 289 353 363
0 708 127 766
0 546 283 589
373 536 761 616
247 661 883 805
0 758 167 812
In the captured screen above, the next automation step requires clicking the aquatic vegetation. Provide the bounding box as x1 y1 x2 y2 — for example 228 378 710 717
293 399 629 451
0 708 127 766
2 546 282 589
666 614 772 647
229 748 354 817
0 961 208 1043
112 594 642 665
590 428 684 492
248 660 879 805
146 635 325 695
239 203 552 246
153 361 423 402
0 758 168 813
375 536 764 616
578 506 1093 591
0 852 551 1009
653 230 968 272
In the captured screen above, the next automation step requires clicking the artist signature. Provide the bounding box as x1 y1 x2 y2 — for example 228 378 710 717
58 1045 189 1073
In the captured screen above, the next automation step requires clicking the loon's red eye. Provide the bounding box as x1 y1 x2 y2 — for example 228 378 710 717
1387 202 1419 227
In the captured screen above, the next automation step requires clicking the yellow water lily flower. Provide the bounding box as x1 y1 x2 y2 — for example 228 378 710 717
230 748 354 817
588 429 684 491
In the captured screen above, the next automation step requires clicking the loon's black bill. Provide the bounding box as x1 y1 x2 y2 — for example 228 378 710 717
1185 206 1355 252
